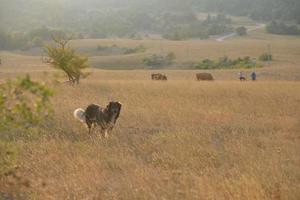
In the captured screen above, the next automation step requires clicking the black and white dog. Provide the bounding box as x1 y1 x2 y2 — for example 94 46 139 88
74 102 122 138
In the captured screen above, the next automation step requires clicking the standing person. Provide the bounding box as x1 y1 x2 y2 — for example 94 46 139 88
251 71 257 81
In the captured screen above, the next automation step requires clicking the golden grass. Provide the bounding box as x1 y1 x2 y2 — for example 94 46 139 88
1 75 299 199
0 32 300 198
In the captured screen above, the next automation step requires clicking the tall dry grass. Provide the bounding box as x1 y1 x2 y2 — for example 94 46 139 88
1 76 299 199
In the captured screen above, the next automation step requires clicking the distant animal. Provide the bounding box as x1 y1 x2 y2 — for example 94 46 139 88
74 101 122 138
152 73 167 80
196 73 214 81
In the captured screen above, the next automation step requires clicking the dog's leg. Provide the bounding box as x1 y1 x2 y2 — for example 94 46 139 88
103 129 109 138
87 124 92 135
87 121 92 134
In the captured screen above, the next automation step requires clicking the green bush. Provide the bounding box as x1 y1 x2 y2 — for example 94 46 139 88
259 53 273 61
0 75 53 131
236 26 247 36
143 54 165 67
194 56 261 69
143 52 176 68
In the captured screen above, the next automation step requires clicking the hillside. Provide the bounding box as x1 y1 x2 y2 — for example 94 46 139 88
1 29 300 80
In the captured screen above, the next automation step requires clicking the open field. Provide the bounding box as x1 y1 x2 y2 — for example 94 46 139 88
1 1 300 198
0 77 300 199
0 29 300 199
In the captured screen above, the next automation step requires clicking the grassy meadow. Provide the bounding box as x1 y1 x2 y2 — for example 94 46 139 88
1 77 300 199
0 29 300 199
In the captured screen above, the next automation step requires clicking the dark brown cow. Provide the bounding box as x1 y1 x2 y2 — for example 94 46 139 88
152 73 168 80
196 73 214 81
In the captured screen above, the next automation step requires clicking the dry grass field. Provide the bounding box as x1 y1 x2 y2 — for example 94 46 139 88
1 77 300 199
0 30 300 199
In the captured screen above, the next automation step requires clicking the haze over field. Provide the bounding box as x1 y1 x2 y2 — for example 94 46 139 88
0 0 300 199
1 0 300 32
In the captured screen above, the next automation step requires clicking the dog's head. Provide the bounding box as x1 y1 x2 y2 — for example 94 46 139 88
107 101 122 122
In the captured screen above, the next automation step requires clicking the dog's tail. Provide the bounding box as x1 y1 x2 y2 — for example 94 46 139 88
74 108 86 123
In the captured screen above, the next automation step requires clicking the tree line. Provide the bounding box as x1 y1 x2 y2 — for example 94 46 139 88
0 0 299 42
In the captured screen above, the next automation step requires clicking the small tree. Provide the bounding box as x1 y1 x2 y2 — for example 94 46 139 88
143 54 165 67
236 26 247 36
45 36 90 85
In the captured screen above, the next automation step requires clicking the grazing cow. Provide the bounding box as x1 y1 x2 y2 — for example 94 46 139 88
196 73 214 81
151 73 160 80
152 73 168 80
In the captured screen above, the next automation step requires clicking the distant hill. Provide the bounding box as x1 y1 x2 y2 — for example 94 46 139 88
0 0 299 33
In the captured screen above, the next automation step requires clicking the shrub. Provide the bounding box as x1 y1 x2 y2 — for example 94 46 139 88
194 56 261 69
259 53 273 61
143 52 176 68
0 75 53 131
236 26 247 36
143 54 165 67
